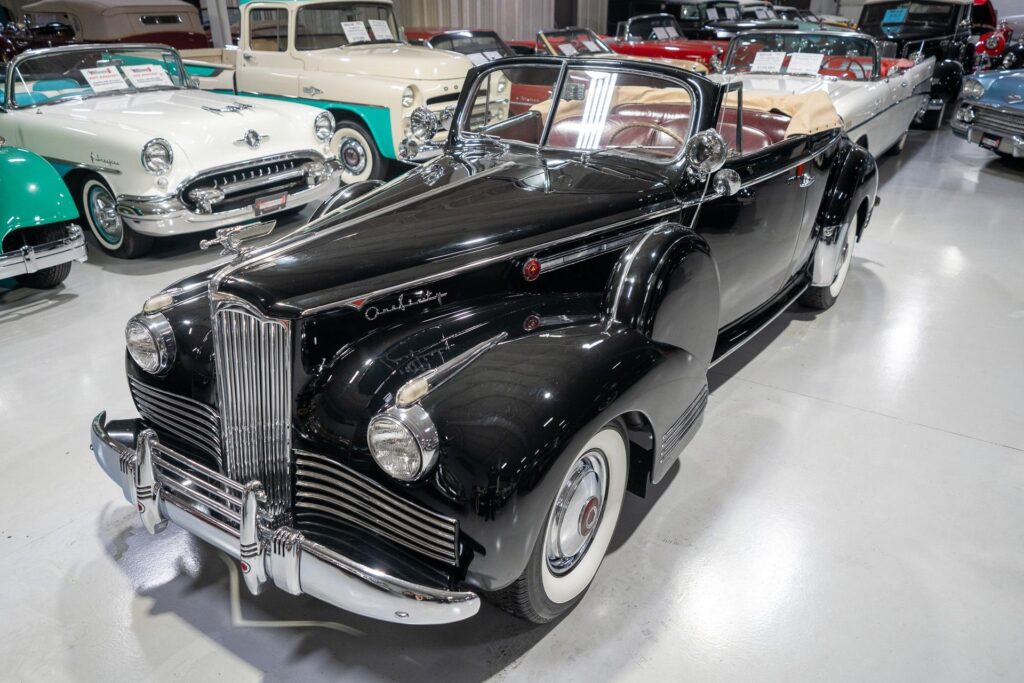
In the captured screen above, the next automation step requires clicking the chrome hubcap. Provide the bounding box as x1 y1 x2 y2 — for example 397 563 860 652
339 137 367 175
89 186 122 241
546 450 607 575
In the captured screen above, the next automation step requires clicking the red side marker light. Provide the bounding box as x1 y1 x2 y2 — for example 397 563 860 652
522 258 541 282
240 561 250 573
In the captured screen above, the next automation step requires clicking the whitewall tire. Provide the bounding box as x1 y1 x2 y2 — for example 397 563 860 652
330 120 387 185
78 176 152 259
801 219 857 310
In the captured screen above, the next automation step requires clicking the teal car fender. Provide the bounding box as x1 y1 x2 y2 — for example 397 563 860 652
0 144 79 252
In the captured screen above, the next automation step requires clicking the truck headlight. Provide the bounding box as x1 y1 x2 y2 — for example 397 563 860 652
962 78 985 99
314 111 335 142
367 405 438 481
125 313 175 375
141 139 173 175
402 85 415 108
409 106 439 141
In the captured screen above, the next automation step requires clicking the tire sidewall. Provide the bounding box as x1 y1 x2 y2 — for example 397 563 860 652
526 423 628 618
80 177 124 251
330 121 383 184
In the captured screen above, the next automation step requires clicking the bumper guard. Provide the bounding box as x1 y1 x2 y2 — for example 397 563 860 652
90 412 480 625
0 224 86 280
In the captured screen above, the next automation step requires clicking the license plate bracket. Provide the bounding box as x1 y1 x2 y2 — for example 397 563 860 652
255 192 288 216
979 133 1002 151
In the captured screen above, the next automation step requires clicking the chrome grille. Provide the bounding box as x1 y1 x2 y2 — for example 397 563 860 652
180 154 318 213
129 376 222 468
973 105 1024 136
294 450 460 566
213 303 292 517
153 440 242 537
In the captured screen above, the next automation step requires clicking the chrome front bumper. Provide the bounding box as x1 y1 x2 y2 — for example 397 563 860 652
115 160 343 237
0 224 86 280
90 412 480 625
952 119 1024 158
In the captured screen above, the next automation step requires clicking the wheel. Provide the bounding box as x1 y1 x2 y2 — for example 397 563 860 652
77 176 152 258
490 422 628 623
886 131 907 156
800 219 857 310
919 100 946 130
12 223 73 289
330 120 388 185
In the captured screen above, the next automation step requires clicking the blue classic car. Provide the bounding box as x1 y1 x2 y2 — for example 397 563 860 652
952 70 1024 159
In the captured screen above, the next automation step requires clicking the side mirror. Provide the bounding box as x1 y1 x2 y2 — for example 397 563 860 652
684 129 728 180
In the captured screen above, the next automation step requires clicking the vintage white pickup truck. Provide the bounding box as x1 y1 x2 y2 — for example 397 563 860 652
182 0 483 183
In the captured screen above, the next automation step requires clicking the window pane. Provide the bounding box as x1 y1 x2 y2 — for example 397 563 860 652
249 8 287 52
295 2 399 50
464 66 560 145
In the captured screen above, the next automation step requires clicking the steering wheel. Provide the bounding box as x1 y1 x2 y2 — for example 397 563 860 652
608 122 686 147
830 57 868 79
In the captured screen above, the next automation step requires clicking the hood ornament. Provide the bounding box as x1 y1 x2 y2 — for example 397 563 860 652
202 101 254 115
238 129 269 149
199 220 276 257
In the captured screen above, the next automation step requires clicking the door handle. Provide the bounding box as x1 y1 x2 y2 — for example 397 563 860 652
242 51 254 61
787 172 815 188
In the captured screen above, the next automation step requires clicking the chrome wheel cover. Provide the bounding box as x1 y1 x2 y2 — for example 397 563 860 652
88 184 123 243
339 137 368 175
546 450 608 575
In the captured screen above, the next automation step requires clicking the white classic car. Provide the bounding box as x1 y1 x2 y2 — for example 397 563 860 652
0 44 342 258
181 0 484 184
719 29 934 156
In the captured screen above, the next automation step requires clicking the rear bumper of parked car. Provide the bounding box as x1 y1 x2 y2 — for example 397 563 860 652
952 103 1024 157
89 412 480 625
115 159 343 237
0 224 86 280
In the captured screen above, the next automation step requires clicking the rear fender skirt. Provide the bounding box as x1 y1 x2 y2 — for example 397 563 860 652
419 321 705 591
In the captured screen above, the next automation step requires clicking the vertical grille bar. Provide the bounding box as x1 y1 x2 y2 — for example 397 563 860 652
213 303 292 517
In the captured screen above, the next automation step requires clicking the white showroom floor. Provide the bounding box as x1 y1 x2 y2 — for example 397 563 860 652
1 127 1022 682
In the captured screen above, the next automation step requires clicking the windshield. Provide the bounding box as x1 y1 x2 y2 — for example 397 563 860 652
625 15 685 40
427 31 513 63
859 1 958 35
294 2 400 50
461 64 694 162
538 29 612 56
7 47 185 108
728 32 879 79
703 2 742 22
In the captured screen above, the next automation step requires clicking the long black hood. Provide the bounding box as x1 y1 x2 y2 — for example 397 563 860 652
214 150 674 318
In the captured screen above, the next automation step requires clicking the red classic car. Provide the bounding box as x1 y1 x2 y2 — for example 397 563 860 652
21 0 210 50
606 13 728 71
975 15 1024 70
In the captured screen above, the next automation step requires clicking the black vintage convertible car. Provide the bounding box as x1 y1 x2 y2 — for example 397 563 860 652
91 56 877 625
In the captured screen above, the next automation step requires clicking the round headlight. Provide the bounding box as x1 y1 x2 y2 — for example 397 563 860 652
141 138 173 175
409 106 439 141
962 78 985 99
956 105 976 123
402 85 415 108
125 313 175 375
367 406 438 481
314 110 335 142
985 34 1000 49
1003 52 1017 68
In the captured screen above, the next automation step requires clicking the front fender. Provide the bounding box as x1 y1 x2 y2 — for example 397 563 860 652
932 59 965 100
812 140 877 287
0 145 78 249
309 179 384 221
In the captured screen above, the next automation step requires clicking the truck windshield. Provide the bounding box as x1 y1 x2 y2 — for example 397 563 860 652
7 47 185 109
427 31 514 61
294 2 400 50
859 1 958 35
727 32 878 79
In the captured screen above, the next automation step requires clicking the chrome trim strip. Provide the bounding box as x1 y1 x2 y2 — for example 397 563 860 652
395 332 507 408
43 156 122 175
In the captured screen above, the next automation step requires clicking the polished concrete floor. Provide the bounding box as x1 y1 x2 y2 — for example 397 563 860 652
1 128 1022 682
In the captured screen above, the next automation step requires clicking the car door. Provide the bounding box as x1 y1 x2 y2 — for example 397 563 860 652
693 135 815 328
882 58 933 142
235 4 301 97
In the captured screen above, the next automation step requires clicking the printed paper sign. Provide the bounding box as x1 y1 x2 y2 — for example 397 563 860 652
122 64 173 88
558 43 578 55
652 26 670 39
750 51 786 73
664 25 679 37
582 39 600 52
367 19 393 40
81 66 128 92
466 52 489 66
341 21 371 43
706 8 720 20
483 50 503 60
882 7 908 24
787 52 824 75
724 7 737 19
754 8 768 19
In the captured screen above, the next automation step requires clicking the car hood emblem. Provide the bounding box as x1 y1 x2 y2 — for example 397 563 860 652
238 129 269 149
1005 94 1023 104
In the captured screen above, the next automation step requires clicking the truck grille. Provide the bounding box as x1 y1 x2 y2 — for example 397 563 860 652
294 450 460 566
973 105 1024 137
213 302 292 518
180 153 319 213
129 376 222 469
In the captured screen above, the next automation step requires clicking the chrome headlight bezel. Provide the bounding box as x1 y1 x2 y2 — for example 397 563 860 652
985 34 1000 50
1003 52 1017 68
314 110 335 142
409 106 439 141
367 405 439 482
962 78 985 99
402 85 416 108
125 312 176 375
141 138 173 175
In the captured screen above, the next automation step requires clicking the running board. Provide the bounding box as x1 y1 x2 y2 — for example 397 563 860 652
710 276 809 367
